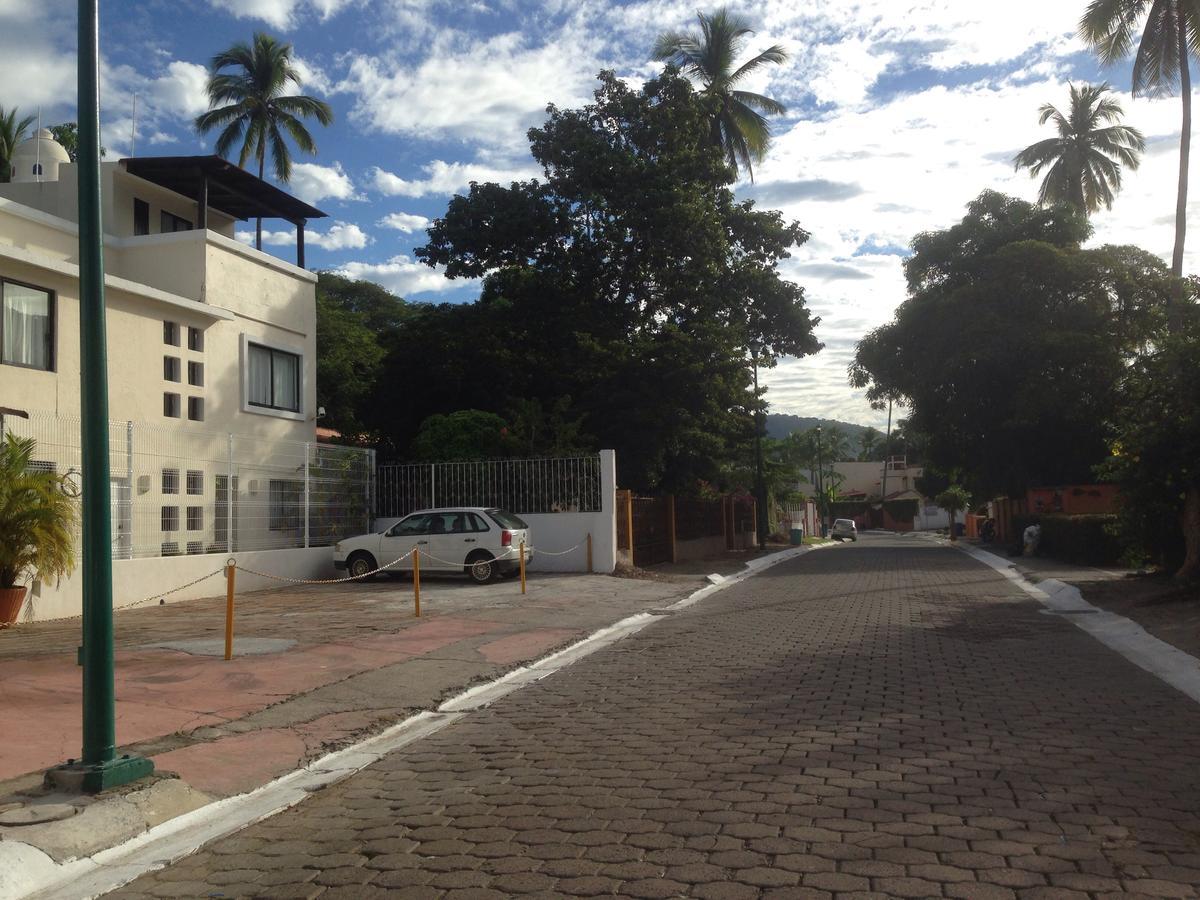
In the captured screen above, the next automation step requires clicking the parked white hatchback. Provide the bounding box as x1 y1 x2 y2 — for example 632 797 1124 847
831 518 858 542
334 507 532 584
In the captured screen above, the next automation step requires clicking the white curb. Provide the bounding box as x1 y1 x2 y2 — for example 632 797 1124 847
959 543 1200 705
12 545 818 900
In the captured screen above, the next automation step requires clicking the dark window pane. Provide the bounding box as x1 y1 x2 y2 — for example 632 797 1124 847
163 392 180 417
3 281 53 370
164 356 180 382
163 321 179 346
161 506 179 531
186 470 203 495
188 361 204 386
187 397 204 421
187 506 202 530
188 327 204 352
162 469 179 494
133 199 149 236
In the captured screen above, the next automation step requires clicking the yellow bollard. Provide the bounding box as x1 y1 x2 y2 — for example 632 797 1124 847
586 532 593 573
412 546 421 617
519 540 527 595
224 562 236 661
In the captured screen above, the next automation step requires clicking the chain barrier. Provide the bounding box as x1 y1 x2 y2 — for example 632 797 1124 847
232 549 416 585
132 566 227 609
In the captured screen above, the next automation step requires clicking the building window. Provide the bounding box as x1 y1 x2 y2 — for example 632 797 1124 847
163 392 181 418
188 327 204 352
161 506 179 532
2 279 54 371
247 343 301 413
32 163 42 176
186 541 203 555
161 210 192 233
161 541 180 557
187 397 204 421
164 356 180 382
134 199 150 236
164 321 179 346
268 479 303 531
188 361 204 387
162 469 179 494
186 506 202 531
186 470 203 495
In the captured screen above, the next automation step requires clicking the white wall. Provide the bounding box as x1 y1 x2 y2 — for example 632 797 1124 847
15 547 337 623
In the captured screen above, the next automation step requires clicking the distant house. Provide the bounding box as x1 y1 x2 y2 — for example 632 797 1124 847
831 457 952 531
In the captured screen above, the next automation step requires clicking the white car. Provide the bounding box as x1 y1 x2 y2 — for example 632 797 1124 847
334 507 532 584
831 518 858 542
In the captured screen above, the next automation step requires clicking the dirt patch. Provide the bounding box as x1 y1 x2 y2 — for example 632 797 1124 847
1079 574 1200 659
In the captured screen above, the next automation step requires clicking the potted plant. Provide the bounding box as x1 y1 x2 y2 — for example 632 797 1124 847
0 434 78 626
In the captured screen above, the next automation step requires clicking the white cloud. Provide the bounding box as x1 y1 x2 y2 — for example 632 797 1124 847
341 23 600 146
292 55 334 95
206 0 356 29
149 61 210 119
378 211 432 233
289 162 361 204
334 254 475 296
368 159 537 198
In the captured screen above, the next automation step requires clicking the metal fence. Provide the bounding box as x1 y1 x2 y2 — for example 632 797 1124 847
6 411 374 560
376 455 602 517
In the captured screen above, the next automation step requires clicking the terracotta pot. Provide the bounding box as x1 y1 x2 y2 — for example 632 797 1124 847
0 586 28 626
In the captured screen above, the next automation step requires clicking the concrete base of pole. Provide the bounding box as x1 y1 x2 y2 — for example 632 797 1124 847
46 754 154 794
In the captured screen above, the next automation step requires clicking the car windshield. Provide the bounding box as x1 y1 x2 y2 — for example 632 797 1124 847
488 509 528 529
835 519 854 527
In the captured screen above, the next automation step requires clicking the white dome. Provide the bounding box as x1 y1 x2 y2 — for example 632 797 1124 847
11 129 71 183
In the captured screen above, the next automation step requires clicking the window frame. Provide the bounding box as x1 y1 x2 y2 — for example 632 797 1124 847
1 277 56 372
133 198 150 236
240 334 305 420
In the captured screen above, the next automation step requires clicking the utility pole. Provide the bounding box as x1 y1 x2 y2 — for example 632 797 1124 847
751 352 767 551
879 399 893 526
815 425 824 537
48 0 153 793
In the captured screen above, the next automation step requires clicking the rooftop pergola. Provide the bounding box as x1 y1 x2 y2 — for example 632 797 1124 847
119 156 327 267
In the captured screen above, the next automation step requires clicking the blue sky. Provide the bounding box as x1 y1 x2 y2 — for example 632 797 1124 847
1 0 1192 427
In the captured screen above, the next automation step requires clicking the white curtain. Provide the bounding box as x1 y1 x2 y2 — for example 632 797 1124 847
272 351 299 411
3 283 50 369
248 344 272 406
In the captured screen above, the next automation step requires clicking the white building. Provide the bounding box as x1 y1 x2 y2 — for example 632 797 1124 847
831 457 952 531
0 132 370 621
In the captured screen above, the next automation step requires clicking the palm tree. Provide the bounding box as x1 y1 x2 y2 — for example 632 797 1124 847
0 106 35 183
1013 83 1145 216
858 426 881 461
1080 0 1200 326
651 7 788 180
195 32 333 250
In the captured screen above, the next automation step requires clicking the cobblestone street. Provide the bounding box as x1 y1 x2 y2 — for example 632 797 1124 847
112 535 1200 898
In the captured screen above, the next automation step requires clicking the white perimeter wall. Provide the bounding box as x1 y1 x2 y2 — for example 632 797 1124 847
17 547 337 623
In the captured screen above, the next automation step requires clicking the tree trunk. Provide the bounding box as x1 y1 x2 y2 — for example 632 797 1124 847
256 152 265 252
1171 16 1192 332
948 510 957 542
1178 484 1200 582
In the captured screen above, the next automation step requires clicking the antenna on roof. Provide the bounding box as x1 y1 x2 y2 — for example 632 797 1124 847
35 107 42 182
130 96 137 158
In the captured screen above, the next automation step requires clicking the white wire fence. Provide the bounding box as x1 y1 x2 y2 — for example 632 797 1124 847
6 410 373 560
376 455 603 518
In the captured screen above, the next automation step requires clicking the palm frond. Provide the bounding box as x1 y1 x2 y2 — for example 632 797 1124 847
731 89 787 116
728 44 789 85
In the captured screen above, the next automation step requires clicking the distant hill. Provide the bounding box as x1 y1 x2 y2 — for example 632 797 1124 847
765 414 872 451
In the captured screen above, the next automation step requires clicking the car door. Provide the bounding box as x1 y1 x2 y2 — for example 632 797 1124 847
379 513 431 571
436 511 480 568
422 511 466 571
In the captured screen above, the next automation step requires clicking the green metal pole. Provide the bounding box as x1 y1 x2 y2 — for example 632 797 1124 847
53 0 153 793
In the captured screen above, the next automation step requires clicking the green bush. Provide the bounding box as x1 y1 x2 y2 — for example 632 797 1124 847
1011 513 1121 566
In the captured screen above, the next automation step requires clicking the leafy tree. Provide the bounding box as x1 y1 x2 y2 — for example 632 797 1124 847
1013 82 1144 215
410 410 510 462
651 7 788 180
0 434 78 589
858 426 881 461
935 485 972 542
1081 0 1200 324
0 106 34 183
414 70 818 490
849 191 1169 499
1102 325 1200 579
195 32 333 250
315 273 407 439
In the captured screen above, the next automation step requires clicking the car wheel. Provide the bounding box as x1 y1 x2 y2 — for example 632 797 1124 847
852 536 858 542
466 551 497 584
347 551 377 580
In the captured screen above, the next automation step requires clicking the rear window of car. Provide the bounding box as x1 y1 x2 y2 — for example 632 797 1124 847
487 509 528 529
834 519 855 527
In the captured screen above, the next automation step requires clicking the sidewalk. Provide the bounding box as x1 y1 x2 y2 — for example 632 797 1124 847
0 568 697 864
